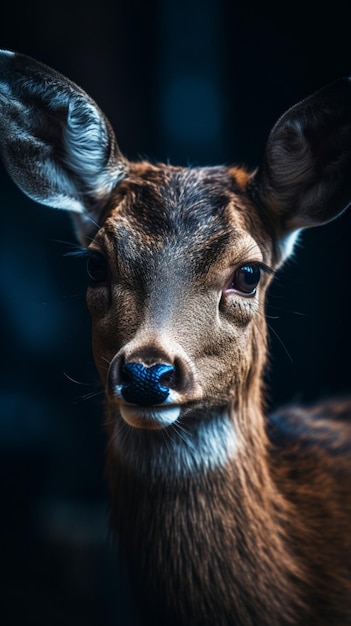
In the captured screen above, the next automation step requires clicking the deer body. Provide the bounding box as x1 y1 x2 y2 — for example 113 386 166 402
109 403 351 626
1 51 351 625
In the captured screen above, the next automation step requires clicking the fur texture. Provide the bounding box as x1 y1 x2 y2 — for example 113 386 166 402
1 51 351 625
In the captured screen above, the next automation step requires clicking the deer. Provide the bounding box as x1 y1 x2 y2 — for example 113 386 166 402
0 50 351 626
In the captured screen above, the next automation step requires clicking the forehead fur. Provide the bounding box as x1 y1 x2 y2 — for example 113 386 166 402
99 162 271 268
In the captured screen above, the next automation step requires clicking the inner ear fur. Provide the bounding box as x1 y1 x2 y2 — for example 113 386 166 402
0 50 128 242
252 77 351 232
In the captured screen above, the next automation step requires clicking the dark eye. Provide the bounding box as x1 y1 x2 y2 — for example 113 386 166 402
226 263 261 296
87 251 108 284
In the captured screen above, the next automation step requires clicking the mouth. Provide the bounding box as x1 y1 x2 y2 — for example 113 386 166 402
109 382 184 430
119 403 181 430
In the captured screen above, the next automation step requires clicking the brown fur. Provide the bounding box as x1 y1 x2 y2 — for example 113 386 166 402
1 52 351 626
97 164 351 626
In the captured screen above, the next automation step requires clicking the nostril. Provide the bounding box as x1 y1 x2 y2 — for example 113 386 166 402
159 367 177 390
119 361 132 385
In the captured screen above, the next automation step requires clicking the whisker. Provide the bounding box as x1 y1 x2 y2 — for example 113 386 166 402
266 303 308 317
172 422 196 450
63 371 90 385
74 390 105 404
267 323 293 363
100 356 112 365
161 427 173 455
51 239 85 250
85 213 101 231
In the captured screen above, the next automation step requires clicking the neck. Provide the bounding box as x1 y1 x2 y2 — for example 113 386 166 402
106 401 306 626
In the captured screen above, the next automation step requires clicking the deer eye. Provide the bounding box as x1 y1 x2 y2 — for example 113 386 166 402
225 263 261 296
87 251 108 285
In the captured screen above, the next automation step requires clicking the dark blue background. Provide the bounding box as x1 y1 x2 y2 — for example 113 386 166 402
0 2 350 624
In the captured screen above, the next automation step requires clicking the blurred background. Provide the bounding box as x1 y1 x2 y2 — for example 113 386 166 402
0 1 350 624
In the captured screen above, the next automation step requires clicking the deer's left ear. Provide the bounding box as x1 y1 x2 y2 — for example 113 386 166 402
252 78 351 240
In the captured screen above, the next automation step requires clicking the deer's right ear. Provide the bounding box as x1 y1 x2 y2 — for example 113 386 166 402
251 77 351 256
0 50 128 243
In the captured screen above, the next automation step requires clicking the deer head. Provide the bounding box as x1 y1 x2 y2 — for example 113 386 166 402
1 50 350 452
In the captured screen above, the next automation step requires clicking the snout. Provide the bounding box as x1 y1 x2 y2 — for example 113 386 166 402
107 342 199 429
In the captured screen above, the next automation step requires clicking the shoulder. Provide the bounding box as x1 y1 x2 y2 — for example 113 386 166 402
266 397 351 487
267 397 351 452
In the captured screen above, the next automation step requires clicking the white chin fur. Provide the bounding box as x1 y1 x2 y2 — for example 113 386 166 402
120 404 181 430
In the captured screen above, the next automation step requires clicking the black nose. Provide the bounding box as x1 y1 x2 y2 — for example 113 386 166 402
121 363 175 406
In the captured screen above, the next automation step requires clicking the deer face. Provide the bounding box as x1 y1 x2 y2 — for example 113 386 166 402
1 51 350 435
86 164 273 430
